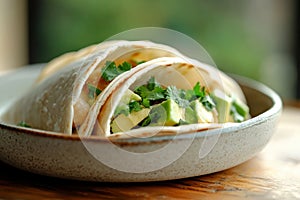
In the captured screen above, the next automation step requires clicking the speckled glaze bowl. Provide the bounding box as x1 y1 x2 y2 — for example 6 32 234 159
0 66 282 182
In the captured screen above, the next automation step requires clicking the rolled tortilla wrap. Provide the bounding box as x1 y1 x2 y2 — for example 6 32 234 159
1 40 192 135
95 56 246 137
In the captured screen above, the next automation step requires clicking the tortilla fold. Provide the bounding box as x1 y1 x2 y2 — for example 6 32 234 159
1 41 193 135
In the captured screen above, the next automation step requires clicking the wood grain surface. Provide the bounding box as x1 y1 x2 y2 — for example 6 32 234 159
0 105 299 200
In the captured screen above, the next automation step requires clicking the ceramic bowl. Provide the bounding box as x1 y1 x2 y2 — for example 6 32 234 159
0 66 282 182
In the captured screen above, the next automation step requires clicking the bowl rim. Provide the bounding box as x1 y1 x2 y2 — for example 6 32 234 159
0 75 282 144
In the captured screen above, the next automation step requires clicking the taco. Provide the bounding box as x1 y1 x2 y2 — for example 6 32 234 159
1 40 250 137
94 57 249 138
1 40 187 134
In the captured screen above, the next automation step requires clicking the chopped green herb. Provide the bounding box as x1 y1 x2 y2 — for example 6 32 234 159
193 82 206 98
129 101 142 113
134 78 166 103
229 99 249 122
101 61 118 81
232 99 249 118
147 77 161 90
230 105 244 122
114 100 144 118
165 86 189 108
101 61 132 81
118 61 131 72
88 84 102 99
186 82 215 111
178 82 207 103
200 95 216 111
184 89 198 102
17 121 31 128
142 98 150 108
134 78 214 110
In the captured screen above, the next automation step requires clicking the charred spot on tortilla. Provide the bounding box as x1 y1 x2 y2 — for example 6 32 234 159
125 59 145 67
177 63 189 68
131 52 141 58
187 64 194 69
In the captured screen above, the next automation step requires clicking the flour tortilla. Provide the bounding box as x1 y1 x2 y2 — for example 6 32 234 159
1 41 190 135
1 41 246 137
95 57 246 137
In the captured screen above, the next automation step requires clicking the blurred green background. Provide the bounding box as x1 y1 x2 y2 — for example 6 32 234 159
28 0 297 98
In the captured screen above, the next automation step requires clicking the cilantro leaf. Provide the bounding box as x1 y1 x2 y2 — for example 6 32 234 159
129 101 142 113
147 77 161 90
118 61 131 72
142 98 150 108
180 82 206 102
184 89 198 101
114 101 143 117
165 86 189 108
189 82 215 111
134 78 214 112
87 84 102 99
101 61 118 81
134 77 166 103
148 87 166 100
193 82 206 98
101 61 132 81
230 105 244 122
135 85 165 101
201 95 216 111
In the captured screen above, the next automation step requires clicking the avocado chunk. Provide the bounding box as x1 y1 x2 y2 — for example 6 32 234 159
120 89 142 105
149 99 183 126
230 97 249 122
184 106 198 124
232 98 249 118
190 100 214 123
113 89 142 117
211 90 232 123
111 108 150 133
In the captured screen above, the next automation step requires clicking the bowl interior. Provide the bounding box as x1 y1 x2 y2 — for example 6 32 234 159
242 84 274 117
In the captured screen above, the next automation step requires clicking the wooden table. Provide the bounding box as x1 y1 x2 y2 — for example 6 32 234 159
0 103 299 200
